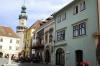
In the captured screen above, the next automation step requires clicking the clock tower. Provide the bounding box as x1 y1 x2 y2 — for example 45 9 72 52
16 5 27 53
17 5 27 32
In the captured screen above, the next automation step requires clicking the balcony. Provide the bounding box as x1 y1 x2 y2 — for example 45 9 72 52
32 39 44 50
32 44 44 50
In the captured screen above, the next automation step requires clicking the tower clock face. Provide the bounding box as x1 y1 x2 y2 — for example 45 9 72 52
20 19 26 26
21 22 24 25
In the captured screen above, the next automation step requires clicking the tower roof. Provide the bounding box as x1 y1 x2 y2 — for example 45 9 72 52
21 5 26 13
19 5 27 19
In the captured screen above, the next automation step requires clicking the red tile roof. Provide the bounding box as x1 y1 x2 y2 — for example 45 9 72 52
0 26 19 38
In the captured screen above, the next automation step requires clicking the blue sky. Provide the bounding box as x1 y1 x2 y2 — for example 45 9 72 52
0 0 73 31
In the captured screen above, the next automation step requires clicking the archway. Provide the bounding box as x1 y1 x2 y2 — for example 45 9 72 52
0 52 3 58
45 49 50 64
56 48 65 66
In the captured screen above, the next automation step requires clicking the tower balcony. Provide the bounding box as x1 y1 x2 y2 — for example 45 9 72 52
16 26 27 32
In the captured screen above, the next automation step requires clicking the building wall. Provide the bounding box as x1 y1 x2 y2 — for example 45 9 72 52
24 28 34 58
43 21 55 64
17 32 24 52
0 36 20 57
53 0 98 66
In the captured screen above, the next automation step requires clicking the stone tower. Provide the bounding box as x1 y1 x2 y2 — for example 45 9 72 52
16 5 27 52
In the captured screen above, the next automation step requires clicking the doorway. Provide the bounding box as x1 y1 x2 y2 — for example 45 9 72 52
56 48 65 66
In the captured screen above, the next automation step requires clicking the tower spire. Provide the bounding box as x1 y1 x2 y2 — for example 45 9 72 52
19 0 27 20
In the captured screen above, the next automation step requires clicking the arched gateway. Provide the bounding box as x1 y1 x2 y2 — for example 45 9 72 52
56 48 65 66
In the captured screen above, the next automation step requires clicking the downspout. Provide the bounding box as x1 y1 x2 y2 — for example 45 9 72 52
97 0 100 32
96 0 100 65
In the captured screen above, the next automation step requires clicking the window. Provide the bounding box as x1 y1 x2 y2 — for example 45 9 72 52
0 46 2 49
10 39 12 43
73 25 79 37
57 30 65 41
45 33 48 43
74 5 78 14
9 46 12 50
16 40 19 44
80 1 86 11
49 34 53 43
75 50 83 66
73 20 86 37
79 22 86 36
0 38 3 42
57 15 61 23
16 47 19 50
62 12 66 21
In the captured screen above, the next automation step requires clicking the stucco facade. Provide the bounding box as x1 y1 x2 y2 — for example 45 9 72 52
53 0 98 66
0 36 20 58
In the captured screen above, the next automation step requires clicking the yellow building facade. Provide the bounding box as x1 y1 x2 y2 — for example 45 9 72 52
24 28 33 58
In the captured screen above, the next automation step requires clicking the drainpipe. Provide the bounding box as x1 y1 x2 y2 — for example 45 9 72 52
97 0 100 32
96 0 100 65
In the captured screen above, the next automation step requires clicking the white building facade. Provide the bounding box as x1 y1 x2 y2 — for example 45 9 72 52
0 36 20 58
0 26 20 58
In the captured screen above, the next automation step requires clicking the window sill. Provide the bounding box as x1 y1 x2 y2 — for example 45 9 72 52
73 13 78 15
72 35 87 39
56 40 65 43
80 8 86 12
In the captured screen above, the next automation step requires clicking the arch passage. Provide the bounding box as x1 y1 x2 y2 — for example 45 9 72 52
56 48 65 66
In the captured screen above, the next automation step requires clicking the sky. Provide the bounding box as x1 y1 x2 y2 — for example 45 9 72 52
0 0 73 31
